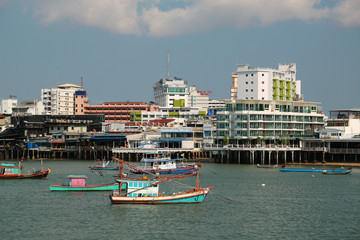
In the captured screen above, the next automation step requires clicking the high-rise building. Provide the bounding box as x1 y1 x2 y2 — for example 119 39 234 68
41 84 83 115
153 78 189 107
232 63 301 101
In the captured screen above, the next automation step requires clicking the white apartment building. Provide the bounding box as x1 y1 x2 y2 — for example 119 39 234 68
188 85 210 111
41 84 83 115
153 78 189 107
216 99 325 140
1 96 18 114
232 63 301 101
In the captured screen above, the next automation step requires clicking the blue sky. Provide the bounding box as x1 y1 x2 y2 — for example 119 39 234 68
0 0 359 115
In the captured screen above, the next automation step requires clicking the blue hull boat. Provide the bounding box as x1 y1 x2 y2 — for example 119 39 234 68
280 168 350 173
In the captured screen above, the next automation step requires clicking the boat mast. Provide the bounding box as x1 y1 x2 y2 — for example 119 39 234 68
196 167 199 189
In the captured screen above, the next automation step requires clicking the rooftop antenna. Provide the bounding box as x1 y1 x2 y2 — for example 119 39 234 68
167 50 170 80
56 71 59 87
81 76 84 89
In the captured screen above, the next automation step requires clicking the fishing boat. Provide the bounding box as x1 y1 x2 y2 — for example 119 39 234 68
280 167 350 173
50 175 121 191
0 158 50 179
89 158 120 170
130 152 201 174
322 169 352 175
106 157 212 204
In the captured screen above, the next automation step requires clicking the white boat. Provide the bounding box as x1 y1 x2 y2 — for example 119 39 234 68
130 152 200 174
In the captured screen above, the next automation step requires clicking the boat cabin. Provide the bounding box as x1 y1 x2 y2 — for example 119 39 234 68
0 162 21 175
67 175 88 187
140 152 179 170
115 179 159 197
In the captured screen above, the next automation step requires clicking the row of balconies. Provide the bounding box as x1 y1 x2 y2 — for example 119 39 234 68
217 118 324 124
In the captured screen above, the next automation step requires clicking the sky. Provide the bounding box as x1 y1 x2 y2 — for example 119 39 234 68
0 0 359 115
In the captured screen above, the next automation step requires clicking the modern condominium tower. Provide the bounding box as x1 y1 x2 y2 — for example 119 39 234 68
232 63 301 101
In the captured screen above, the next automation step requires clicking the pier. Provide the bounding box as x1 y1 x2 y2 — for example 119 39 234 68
1 144 359 164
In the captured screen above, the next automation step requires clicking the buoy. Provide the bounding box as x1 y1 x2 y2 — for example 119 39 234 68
312 175 315 178
261 184 265 187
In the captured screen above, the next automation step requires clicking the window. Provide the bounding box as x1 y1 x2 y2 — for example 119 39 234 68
262 81 264 84
251 74 254 76
262 97 264 100
245 97 248 99
262 89 264 92
251 81 254 84
246 74 248 77
246 82 248 84
246 89 248 92
262 74 264 76
251 89 253 92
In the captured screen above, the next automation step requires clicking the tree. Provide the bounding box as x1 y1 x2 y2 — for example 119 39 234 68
223 135 229 146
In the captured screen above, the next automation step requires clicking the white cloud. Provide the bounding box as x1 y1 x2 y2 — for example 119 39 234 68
332 0 360 27
25 0 359 37
32 0 144 35
142 0 330 36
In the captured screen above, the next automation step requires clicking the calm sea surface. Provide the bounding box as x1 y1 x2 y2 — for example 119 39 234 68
1 159 360 240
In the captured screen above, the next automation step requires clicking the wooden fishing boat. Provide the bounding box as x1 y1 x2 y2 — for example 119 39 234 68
322 169 352 175
89 158 120 170
130 152 200 174
0 158 50 179
50 175 121 191
106 157 212 204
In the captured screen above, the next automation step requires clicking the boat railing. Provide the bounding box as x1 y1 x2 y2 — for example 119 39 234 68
203 143 301 149
329 148 360 153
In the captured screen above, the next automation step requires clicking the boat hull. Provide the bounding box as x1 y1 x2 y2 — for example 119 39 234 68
89 167 120 170
280 168 349 173
0 169 50 179
130 166 197 174
50 183 121 191
110 188 210 204
322 170 352 175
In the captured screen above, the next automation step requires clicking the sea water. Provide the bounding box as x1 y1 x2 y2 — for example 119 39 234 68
1 160 360 239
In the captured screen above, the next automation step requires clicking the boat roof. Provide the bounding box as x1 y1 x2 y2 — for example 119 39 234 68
116 178 158 183
0 162 18 166
144 152 170 154
67 175 88 179
141 158 185 163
